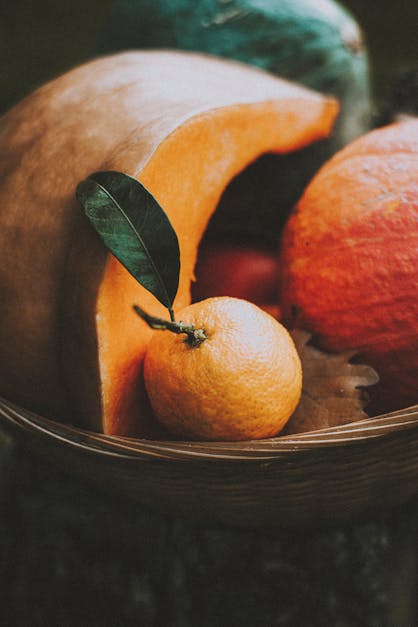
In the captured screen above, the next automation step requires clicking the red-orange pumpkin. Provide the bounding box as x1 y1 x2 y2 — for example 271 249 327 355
279 119 418 413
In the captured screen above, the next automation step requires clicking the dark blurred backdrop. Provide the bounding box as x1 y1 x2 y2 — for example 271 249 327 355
1 0 416 113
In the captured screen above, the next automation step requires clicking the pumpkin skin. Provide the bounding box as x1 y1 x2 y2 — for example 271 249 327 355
279 119 418 414
0 51 338 435
99 0 372 244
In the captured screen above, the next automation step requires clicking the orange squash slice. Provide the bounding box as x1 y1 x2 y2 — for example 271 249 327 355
0 51 338 435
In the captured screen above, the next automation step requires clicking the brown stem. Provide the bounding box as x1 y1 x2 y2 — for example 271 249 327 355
133 304 208 347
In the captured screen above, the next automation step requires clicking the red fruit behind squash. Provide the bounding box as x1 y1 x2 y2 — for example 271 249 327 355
279 119 418 413
192 242 280 314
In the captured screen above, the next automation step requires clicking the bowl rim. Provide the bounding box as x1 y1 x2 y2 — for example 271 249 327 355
1 396 418 463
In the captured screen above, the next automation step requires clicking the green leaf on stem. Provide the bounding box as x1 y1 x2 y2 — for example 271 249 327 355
76 171 180 310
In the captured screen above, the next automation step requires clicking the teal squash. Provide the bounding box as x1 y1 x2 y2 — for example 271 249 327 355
99 0 372 245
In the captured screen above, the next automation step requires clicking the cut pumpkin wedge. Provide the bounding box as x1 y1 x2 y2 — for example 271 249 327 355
0 51 338 435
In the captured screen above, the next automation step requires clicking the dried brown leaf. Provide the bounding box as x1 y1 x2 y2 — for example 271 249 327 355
285 330 379 435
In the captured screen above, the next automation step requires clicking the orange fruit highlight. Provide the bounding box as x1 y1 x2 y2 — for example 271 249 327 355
144 297 302 441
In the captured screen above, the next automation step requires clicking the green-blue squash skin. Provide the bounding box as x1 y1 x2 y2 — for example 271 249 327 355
99 0 372 245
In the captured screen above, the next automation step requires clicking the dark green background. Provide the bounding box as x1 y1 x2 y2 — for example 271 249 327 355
1 0 417 112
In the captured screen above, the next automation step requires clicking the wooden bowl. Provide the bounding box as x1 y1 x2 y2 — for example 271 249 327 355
1 396 417 528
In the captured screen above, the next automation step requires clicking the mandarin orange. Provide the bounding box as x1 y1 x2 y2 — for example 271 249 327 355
143 297 302 441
